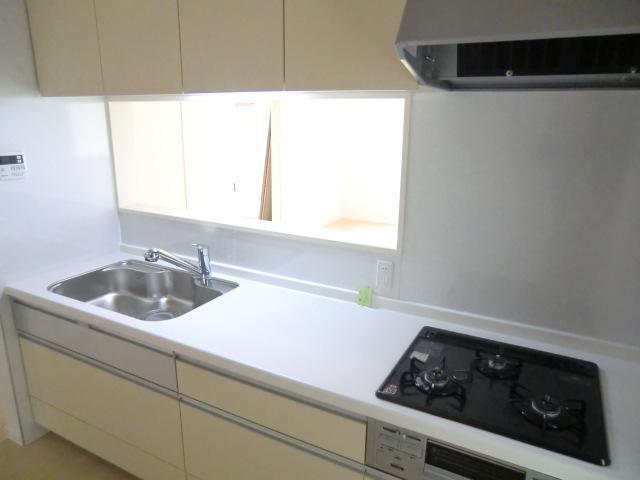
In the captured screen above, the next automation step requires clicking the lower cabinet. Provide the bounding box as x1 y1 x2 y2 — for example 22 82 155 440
20 338 185 480
181 402 363 480
176 359 367 463
30 397 185 480
18 331 369 480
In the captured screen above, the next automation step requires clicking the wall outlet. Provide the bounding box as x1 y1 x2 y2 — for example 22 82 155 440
376 260 394 290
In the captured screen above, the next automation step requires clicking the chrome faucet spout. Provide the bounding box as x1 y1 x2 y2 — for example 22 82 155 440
143 245 214 283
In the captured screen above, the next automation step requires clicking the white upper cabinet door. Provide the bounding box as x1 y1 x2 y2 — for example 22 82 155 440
26 0 104 96
94 0 182 94
284 0 416 91
179 0 284 93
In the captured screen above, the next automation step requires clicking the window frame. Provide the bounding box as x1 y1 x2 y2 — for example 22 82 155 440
106 91 412 253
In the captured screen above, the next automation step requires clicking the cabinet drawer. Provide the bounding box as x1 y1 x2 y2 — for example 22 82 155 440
177 360 366 462
182 403 362 480
13 303 177 390
31 398 185 480
21 338 184 469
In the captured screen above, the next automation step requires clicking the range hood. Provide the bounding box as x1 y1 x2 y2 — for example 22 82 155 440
396 0 640 90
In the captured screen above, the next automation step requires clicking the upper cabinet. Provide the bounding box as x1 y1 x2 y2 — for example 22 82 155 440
284 0 416 91
26 0 103 96
27 0 414 96
179 0 284 93
94 0 182 95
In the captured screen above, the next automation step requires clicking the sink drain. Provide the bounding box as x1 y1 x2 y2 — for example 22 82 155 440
144 310 176 321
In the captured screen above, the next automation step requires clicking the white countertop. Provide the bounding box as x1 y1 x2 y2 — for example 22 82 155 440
4 252 640 480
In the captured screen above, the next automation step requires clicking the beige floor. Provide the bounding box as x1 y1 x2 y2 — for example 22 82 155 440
0 407 136 480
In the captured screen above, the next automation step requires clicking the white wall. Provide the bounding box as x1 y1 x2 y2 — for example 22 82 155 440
110 101 186 211
0 0 120 441
400 90 640 346
121 90 640 348
0 98 120 284
278 97 404 227
0 1 120 288
181 99 270 219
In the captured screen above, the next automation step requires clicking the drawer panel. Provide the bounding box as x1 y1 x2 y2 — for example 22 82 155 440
21 338 184 469
181 403 362 480
31 398 185 480
13 303 177 390
177 360 366 462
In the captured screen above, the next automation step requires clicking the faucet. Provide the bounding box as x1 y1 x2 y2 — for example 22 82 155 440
144 244 213 284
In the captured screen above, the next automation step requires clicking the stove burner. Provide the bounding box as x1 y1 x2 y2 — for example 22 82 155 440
415 366 453 393
488 356 508 370
474 351 522 380
531 394 563 418
511 385 586 434
396 357 470 412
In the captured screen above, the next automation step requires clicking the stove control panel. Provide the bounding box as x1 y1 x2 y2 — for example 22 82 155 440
0 154 27 181
366 420 426 479
365 419 560 480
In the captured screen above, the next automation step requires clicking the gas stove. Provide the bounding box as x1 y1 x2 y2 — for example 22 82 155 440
374 327 609 468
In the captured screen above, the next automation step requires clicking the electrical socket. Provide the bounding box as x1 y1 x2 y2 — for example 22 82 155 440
376 260 394 291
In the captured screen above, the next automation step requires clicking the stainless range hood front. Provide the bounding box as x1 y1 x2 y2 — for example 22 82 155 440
396 0 640 90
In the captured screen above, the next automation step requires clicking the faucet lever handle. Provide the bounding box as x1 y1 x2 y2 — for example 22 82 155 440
192 243 212 279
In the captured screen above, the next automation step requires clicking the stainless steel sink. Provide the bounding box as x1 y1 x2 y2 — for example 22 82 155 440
48 260 238 321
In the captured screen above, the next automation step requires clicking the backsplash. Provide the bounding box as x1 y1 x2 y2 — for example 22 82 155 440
399 90 640 347
0 98 121 288
121 90 640 348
